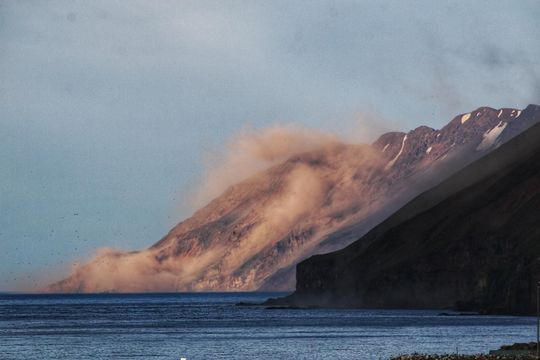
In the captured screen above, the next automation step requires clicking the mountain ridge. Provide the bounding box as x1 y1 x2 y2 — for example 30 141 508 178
48 105 540 293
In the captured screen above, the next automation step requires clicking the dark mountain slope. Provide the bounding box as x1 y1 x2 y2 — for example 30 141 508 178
278 117 540 315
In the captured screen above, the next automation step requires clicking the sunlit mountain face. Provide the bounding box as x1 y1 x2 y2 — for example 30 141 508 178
49 105 540 293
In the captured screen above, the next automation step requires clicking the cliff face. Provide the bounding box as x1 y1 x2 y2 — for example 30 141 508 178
285 114 540 315
49 105 540 293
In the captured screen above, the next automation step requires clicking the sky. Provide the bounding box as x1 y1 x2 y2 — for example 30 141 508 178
1 0 539 291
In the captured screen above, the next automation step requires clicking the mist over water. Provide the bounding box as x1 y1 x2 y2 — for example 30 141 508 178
0 293 535 360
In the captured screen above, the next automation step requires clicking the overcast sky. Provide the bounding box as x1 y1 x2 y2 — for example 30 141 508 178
1 0 539 291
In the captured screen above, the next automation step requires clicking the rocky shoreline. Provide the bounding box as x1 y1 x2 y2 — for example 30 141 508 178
391 355 535 359
392 343 538 359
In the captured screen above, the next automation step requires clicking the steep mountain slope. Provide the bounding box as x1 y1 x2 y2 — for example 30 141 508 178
49 105 540 293
279 117 540 315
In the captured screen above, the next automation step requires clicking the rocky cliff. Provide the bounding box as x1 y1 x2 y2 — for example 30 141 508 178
277 110 540 315
49 105 540 293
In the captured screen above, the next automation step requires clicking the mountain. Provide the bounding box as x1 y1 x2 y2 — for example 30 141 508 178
48 105 540 293
273 111 540 315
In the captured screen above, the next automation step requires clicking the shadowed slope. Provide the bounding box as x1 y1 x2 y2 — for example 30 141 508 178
280 114 540 315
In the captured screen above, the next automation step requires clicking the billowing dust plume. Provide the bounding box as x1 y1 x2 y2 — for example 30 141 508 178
49 125 377 293
49 105 531 293
191 125 340 208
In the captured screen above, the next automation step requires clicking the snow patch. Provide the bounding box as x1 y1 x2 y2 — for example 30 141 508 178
516 110 521 118
426 146 432 154
436 133 441 138
385 135 407 170
461 113 471 124
497 109 503 118
382 144 389 153
476 121 508 151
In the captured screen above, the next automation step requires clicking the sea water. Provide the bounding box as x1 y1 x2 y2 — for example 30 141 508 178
0 292 535 359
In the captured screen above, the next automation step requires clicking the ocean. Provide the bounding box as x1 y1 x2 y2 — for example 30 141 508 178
0 292 535 359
